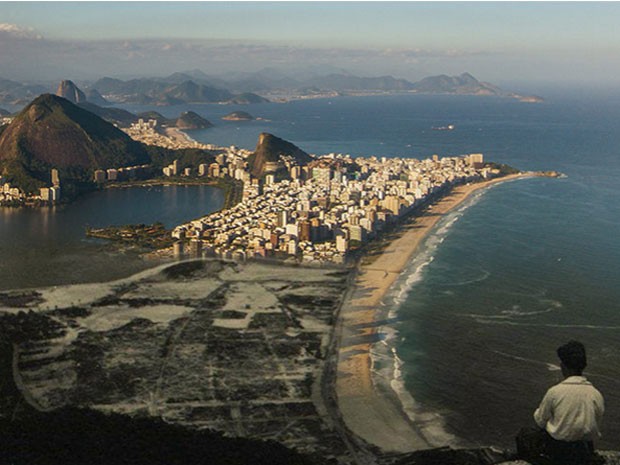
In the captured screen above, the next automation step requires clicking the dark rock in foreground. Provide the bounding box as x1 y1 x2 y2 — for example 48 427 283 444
0 407 319 465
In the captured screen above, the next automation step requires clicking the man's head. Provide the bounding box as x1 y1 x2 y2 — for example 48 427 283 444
557 340 587 376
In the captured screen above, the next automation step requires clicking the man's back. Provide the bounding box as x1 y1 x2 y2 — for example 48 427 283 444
534 375 605 442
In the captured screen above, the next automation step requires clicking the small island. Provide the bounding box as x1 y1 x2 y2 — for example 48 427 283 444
222 111 254 121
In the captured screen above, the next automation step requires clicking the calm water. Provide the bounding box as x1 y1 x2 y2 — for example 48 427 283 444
0 185 224 290
7 92 620 448
140 93 620 449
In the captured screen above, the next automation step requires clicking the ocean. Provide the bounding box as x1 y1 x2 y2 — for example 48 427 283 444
4 90 619 449
155 92 619 449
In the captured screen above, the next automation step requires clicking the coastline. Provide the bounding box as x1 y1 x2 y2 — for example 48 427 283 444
334 173 534 453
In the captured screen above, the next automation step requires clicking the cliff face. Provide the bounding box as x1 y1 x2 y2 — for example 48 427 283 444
248 133 311 179
0 94 149 192
55 80 87 104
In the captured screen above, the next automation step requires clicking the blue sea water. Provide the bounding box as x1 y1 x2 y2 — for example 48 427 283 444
152 92 620 449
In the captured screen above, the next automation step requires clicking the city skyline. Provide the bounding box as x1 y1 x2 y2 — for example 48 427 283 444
1 2 619 87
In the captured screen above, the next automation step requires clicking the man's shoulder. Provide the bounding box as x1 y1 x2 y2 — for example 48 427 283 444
551 377 604 398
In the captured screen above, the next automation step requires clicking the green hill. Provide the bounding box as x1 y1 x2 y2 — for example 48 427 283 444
175 111 213 130
0 94 150 194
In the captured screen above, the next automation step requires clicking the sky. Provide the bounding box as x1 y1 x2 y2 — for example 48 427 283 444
1 2 619 87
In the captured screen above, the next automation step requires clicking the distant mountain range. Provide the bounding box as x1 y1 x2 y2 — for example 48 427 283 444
89 77 268 105
0 71 542 107
154 70 542 102
0 78 48 106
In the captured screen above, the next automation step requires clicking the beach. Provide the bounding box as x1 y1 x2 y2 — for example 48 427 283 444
334 173 532 453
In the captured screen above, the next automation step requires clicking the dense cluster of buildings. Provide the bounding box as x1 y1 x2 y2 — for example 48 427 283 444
93 164 150 183
172 151 492 264
123 119 213 151
0 169 62 205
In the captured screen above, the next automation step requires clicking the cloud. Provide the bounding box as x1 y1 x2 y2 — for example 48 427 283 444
0 23 42 40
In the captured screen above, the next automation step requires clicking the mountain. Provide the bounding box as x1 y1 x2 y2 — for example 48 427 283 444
0 94 150 193
248 133 312 179
77 101 138 126
229 92 269 104
410 72 501 95
0 77 47 105
55 80 87 104
90 77 268 105
56 80 109 106
84 88 109 106
303 74 414 92
163 80 233 104
175 111 213 130
0 108 10 117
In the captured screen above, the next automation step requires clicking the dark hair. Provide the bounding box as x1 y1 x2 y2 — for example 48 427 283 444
557 340 587 372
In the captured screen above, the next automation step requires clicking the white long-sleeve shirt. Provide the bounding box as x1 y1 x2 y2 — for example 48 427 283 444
534 376 604 441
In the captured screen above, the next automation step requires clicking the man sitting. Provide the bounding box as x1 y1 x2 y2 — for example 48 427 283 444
517 340 605 464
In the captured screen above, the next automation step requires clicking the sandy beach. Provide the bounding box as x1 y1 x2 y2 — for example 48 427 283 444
335 173 532 453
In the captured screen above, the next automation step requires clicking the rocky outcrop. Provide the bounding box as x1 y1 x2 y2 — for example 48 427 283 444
248 132 312 179
55 80 86 104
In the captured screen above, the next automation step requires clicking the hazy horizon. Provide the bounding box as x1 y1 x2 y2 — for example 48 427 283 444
1 2 619 92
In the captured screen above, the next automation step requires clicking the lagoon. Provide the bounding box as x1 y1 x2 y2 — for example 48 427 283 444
0 184 224 291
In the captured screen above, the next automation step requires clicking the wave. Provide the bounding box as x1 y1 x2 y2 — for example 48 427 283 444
385 187 493 309
369 182 501 448
443 269 491 287
369 336 460 448
493 350 620 385
475 320 620 330
492 349 560 372
461 300 562 320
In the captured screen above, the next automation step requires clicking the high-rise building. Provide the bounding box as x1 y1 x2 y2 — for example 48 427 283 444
94 170 106 183
173 241 184 257
299 220 311 242
51 169 60 187
277 210 288 227
40 187 51 202
50 186 61 202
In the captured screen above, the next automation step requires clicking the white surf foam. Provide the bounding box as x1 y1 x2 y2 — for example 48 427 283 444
368 185 495 448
